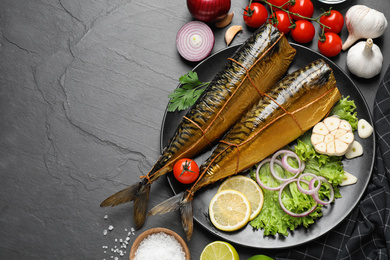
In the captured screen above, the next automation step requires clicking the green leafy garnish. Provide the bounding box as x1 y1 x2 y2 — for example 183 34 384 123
330 95 358 131
167 71 210 112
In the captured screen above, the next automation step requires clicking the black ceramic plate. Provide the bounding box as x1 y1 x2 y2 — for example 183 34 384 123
160 43 375 249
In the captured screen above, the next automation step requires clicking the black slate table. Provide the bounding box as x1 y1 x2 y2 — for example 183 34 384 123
1 0 389 259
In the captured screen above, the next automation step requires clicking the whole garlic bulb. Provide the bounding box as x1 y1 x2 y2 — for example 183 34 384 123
346 38 383 79
342 5 388 50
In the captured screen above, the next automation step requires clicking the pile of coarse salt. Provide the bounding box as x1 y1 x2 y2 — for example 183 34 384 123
134 232 186 260
102 214 136 259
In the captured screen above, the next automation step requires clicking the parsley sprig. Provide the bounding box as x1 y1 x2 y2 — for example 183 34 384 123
167 71 210 112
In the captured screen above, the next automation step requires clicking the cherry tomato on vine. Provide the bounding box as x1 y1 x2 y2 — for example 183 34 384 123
291 20 315 43
318 32 342 57
319 10 344 34
266 0 290 11
269 10 292 34
173 159 199 184
289 0 314 20
243 2 268 28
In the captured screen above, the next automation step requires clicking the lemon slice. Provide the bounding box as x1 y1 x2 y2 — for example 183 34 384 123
209 189 251 232
200 241 239 260
218 175 264 220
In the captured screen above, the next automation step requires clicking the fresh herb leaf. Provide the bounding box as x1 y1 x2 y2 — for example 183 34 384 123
167 71 209 112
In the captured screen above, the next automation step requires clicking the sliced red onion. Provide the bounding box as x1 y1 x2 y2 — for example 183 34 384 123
299 160 306 173
310 176 334 205
281 152 302 174
279 179 318 217
297 173 321 195
256 158 283 191
270 150 301 182
176 21 215 62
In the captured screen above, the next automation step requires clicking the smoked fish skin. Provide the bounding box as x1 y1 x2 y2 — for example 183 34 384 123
148 59 341 240
100 24 296 230
193 59 341 191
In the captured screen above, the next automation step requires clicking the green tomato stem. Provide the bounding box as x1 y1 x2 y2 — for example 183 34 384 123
259 0 331 29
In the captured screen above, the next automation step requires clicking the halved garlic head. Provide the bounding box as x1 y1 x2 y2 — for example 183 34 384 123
311 116 354 156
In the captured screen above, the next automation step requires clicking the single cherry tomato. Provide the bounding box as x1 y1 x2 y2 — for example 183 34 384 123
319 10 344 34
291 20 315 43
318 32 342 57
173 159 200 184
243 2 268 28
269 10 292 34
266 0 290 11
289 0 314 20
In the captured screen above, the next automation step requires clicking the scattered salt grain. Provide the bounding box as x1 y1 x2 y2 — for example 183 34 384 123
134 232 185 260
108 225 114 231
104 215 108 220
103 230 108 236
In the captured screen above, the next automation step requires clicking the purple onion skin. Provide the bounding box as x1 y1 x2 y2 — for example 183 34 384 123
187 0 231 23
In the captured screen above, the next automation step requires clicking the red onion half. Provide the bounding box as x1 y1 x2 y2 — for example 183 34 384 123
176 21 215 62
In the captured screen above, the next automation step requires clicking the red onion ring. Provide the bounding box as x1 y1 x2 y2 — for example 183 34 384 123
310 176 334 205
176 21 215 62
256 158 284 191
279 179 318 217
297 173 321 195
270 150 301 182
281 152 302 174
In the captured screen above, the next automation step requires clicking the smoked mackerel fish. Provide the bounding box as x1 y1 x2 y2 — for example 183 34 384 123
100 24 296 230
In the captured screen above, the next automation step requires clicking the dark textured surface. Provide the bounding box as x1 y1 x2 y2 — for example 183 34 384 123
0 0 389 259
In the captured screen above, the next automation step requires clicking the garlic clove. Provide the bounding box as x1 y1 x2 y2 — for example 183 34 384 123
345 141 363 159
357 119 374 138
312 122 329 135
346 38 383 79
342 5 388 50
340 171 358 186
225 25 243 46
215 12 234 28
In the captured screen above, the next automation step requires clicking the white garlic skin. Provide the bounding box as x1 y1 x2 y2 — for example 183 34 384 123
346 38 383 79
342 5 388 50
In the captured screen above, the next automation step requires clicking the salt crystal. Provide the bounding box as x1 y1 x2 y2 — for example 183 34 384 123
134 232 185 260
104 215 108 220
103 230 108 236
108 225 114 231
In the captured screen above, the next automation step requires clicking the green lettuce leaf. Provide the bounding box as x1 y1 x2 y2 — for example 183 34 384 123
330 95 358 131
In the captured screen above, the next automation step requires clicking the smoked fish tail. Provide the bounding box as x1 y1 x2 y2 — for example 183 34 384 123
147 191 194 241
101 24 296 229
100 179 150 229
